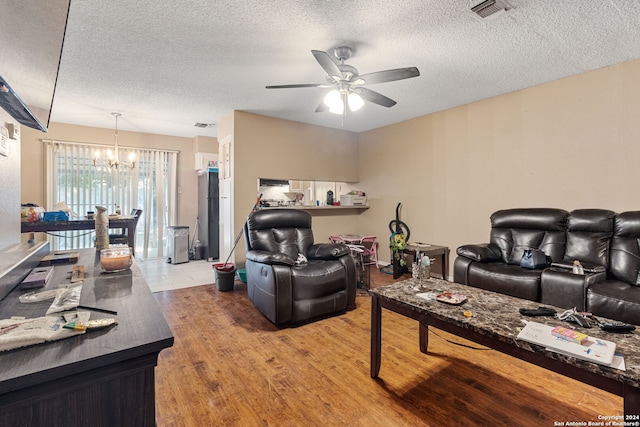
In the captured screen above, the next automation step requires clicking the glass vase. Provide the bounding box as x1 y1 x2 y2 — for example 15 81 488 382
412 262 430 283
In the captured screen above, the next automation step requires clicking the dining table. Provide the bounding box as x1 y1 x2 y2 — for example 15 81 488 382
338 234 363 244
21 215 138 254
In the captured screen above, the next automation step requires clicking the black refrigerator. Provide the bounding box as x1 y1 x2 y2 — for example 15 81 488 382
197 170 220 260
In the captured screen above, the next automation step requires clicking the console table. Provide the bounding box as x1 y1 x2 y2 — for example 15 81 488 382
370 278 640 416
0 248 174 426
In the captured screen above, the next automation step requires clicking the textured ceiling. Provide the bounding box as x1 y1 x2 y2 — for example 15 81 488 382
25 1 640 137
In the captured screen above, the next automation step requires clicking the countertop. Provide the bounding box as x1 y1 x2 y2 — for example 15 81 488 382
0 248 174 394
262 205 369 212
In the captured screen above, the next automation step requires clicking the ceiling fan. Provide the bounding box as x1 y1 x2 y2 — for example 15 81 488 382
266 46 420 115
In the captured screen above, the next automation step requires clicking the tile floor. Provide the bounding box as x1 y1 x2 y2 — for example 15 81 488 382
137 258 220 292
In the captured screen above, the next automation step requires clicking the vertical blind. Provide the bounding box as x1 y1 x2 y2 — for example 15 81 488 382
44 140 178 259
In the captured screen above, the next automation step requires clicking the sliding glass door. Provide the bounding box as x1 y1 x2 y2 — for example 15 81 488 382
45 140 178 259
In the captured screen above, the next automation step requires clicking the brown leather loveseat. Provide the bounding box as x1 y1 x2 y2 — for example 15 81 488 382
453 208 640 325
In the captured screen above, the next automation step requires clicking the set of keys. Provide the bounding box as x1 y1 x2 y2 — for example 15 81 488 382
519 306 635 332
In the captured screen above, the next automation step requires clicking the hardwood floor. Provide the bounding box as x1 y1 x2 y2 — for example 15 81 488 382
153 268 622 426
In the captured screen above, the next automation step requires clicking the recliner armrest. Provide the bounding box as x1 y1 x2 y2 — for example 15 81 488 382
456 243 502 262
246 250 295 266
541 268 606 311
306 243 350 260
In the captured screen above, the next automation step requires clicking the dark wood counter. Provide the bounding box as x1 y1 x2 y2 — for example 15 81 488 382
0 249 174 426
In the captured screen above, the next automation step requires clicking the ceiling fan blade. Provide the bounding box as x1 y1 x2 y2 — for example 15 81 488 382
359 67 420 85
315 101 328 113
266 83 330 89
358 87 397 108
311 50 343 79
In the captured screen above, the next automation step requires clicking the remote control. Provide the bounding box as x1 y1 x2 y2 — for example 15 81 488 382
519 307 557 317
598 322 635 333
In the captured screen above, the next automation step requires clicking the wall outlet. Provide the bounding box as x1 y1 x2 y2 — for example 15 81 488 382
6 123 19 140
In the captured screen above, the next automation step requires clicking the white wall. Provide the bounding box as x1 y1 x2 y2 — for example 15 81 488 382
0 111 21 248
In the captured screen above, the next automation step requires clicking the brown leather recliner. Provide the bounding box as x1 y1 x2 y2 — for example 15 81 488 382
243 208 357 326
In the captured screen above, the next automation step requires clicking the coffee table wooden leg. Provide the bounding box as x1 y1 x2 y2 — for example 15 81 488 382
419 321 429 353
442 248 449 280
625 383 640 416
370 295 382 378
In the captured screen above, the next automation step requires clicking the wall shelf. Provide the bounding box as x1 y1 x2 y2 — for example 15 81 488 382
262 205 369 216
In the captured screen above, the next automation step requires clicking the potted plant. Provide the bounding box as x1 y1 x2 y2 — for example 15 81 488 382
390 232 407 278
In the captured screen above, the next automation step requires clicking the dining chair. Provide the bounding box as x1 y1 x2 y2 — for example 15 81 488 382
359 236 379 268
329 235 346 244
109 209 142 245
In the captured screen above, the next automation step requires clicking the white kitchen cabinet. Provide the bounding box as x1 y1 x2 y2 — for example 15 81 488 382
195 152 218 173
288 180 302 191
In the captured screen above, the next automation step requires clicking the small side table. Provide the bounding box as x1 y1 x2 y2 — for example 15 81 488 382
403 243 450 280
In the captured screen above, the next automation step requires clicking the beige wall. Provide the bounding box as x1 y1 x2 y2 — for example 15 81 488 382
20 122 218 243
357 58 640 276
194 135 218 154
221 111 364 265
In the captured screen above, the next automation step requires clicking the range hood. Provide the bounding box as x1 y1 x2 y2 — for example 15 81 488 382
259 179 290 187
0 77 47 132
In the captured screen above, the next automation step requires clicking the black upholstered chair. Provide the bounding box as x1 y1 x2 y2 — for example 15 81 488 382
109 209 142 245
243 209 357 326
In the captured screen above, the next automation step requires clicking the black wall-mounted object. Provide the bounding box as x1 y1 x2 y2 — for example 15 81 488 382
0 0 71 132
259 178 290 187
0 78 47 132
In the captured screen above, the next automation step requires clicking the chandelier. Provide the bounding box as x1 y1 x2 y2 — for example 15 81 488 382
93 112 135 169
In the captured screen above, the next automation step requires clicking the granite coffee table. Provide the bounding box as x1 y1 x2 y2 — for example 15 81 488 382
370 277 640 416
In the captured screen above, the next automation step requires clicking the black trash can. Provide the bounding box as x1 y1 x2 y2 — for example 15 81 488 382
192 240 205 260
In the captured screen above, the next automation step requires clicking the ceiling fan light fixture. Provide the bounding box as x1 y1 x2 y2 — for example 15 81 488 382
324 90 344 114
324 89 341 107
348 93 364 111
267 48 420 116
328 100 344 115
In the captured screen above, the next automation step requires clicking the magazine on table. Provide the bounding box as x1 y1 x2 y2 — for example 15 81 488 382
517 321 620 368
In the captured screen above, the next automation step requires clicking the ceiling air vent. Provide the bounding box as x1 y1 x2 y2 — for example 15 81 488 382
193 122 215 128
470 0 513 19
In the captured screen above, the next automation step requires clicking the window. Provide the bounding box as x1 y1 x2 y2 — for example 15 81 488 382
45 140 178 258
